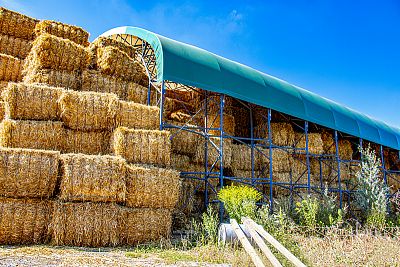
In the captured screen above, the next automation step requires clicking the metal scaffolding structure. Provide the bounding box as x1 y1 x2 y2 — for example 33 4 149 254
112 34 400 217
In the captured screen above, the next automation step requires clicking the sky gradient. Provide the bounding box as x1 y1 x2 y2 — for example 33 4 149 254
2 0 399 127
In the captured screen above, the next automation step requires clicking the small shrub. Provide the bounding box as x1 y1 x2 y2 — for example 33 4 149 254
366 209 387 230
218 185 262 222
295 196 319 228
202 206 219 244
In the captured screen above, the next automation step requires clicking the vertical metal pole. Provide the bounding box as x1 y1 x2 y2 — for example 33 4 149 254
267 108 274 212
305 121 311 194
334 130 343 209
159 80 165 131
146 82 152 106
219 94 225 221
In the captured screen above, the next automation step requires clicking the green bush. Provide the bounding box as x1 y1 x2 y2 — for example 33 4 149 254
295 196 319 228
355 145 389 227
218 185 262 222
202 206 219 244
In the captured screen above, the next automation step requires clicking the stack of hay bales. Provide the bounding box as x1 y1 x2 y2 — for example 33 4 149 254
0 8 38 119
254 122 295 146
321 130 354 159
0 8 179 246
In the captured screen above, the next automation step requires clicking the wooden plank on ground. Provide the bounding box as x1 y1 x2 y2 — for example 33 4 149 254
230 219 265 267
243 217 307 267
242 217 283 267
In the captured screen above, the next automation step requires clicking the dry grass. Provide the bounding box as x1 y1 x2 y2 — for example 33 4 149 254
0 197 53 245
116 101 159 130
25 33 90 72
126 165 180 209
35 20 89 46
0 34 32 59
0 119 65 151
3 82 63 120
60 154 127 203
23 68 81 90
0 101 4 121
0 7 38 40
112 127 171 166
0 147 59 198
59 90 119 131
0 53 23 82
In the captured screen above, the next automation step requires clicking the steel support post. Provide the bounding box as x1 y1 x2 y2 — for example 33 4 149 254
159 80 165 131
305 121 311 194
267 108 274 212
219 94 225 220
334 130 343 208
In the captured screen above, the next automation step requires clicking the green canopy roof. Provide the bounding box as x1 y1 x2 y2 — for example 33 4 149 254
100 26 400 150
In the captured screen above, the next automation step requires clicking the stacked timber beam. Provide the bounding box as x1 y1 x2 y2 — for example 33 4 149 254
0 7 179 247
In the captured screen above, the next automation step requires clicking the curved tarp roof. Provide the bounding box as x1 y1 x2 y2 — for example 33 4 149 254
100 26 400 150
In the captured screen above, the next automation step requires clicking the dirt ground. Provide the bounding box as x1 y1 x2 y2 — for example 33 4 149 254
0 246 230 267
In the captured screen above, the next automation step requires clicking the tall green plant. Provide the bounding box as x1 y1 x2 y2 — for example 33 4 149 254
355 145 389 226
218 185 262 222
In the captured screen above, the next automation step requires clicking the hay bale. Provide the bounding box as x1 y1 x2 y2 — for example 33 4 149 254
0 53 23 82
112 127 171 166
3 83 62 120
168 123 202 156
25 34 90 72
165 89 200 104
321 130 354 159
64 129 111 155
51 202 121 247
164 97 196 116
0 34 32 58
232 106 250 138
0 119 65 151
23 68 81 90
171 153 192 171
208 113 235 137
91 36 136 60
126 165 180 209
256 148 293 173
0 81 8 92
60 154 126 203
96 46 139 81
0 101 4 121
0 7 38 40
82 69 151 101
59 90 118 131
193 138 232 169
0 147 59 198
120 207 172 245
295 132 324 154
231 144 254 171
255 122 295 146
35 20 89 46
116 101 159 130
0 197 53 245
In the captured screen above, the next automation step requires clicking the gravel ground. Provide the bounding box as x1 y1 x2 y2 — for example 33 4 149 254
0 246 230 267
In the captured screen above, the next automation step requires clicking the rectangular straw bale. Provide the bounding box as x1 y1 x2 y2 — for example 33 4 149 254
0 119 65 151
91 36 136 60
208 113 235 137
164 97 196 116
165 89 201 104
126 165 180 209
0 197 53 245
52 202 121 247
0 81 7 92
60 154 126 203
0 7 38 40
0 34 32 58
116 101 159 130
171 153 192 171
295 132 324 154
168 122 203 156
193 137 232 169
194 94 234 115
59 90 118 131
120 207 172 245
232 106 250 138
26 33 90 72
231 143 254 171
35 20 89 46
112 127 171 166
96 46 138 81
126 81 155 105
321 130 354 159
168 110 194 124
82 69 149 100
256 148 293 173
23 68 81 90
174 178 196 216
0 147 59 198
0 53 23 81
64 129 111 155
3 82 62 120
255 122 295 146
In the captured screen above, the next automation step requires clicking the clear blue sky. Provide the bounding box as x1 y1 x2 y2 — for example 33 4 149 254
2 0 399 127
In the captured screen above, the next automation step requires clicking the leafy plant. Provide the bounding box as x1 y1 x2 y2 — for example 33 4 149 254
355 145 389 227
218 185 262 222
202 206 219 244
295 195 319 228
